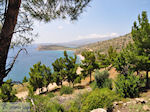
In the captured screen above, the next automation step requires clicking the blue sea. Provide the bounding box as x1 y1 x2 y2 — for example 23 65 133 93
5 45 78 82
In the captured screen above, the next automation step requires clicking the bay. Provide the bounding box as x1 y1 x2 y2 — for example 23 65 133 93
5 45 78 82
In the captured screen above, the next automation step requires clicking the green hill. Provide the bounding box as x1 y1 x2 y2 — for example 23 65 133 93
75 34 132 54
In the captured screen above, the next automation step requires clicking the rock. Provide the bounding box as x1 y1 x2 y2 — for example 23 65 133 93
113 102 118 107
123 103 127 106
118 101 124 105
91 108 107 112
143 105 150 111
135 98 147 104
126 102 131 105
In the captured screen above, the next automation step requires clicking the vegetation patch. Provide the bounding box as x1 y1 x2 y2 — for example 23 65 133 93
60 86 73 95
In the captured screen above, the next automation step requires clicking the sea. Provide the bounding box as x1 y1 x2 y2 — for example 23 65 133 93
5 45 79 82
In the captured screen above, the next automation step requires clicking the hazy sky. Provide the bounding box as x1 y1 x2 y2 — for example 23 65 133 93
34 0 150 43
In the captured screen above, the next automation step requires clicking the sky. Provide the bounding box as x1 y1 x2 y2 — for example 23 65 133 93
34 0 150 43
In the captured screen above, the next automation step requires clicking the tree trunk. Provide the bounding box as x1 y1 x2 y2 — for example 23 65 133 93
146 71 149 89
90 73 92 83
0 0 21 85
137 70 139 75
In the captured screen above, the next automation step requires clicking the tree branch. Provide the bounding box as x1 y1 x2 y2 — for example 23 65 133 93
5 48 28 75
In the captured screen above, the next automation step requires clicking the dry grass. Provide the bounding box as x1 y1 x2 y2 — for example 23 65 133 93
13 82 29 93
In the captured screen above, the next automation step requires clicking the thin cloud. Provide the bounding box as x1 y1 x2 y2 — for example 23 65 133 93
77 33 119 40
58 25 63 30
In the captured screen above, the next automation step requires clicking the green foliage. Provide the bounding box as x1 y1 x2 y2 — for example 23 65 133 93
52 51 80 87
107 46 117 65
97 52 110 68
63 51 80 86
68 92 90 112
113 50 129 74
131 11 150 88
81 88 119 112
94 70 112 89
30 95 65 112
23 0 91 22
60 86 73 95
47 92 55 98
0 79 18 102
80 51 99 82
22 76 28 83
115 74 141 98
29 62 52 91
52 57 66 86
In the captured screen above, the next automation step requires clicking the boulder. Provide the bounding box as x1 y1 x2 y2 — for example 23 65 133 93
91 108 107 112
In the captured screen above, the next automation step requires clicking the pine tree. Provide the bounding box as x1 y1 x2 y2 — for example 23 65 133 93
52 58 66 86
113 50 129 75
64 51 80 87
29 62 52 93
80 51 99 83
131 11 150 88
97 52 110 69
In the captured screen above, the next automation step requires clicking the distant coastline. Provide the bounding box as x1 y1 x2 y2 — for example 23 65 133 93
36 45 75 51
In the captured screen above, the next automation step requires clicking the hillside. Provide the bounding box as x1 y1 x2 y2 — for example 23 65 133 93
36 45 73 51
75 34 132 54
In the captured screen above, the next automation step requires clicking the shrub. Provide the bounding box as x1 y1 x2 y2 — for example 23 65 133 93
115 74 141 98
94 70 112 89
68 92 90 112
0 79 18 102
30 95 65 112
47 92 55 98
81 88 119 112
60 86 73 95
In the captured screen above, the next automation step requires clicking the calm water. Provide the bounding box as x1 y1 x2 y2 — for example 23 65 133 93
5 45 77 82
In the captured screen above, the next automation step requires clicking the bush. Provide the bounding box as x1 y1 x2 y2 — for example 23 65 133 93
94 70 112 89
68 92 90 112
47 92 55 98
81 88 119 112
30 95 65 112
60 86 73 95
0 79 18 102
115 74 141 98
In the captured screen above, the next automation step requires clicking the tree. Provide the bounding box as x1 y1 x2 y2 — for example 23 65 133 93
63 51 80 87
0 0 91 85
113 49 131 75
0 79 18 102
107 46 117 65
52 57 66 86
97 52 110 69
29 62 52 93
22 76 28 83
80 51 99 83
131 11 150 88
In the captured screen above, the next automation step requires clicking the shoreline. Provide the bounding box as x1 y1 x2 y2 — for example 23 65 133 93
77 54 84 61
